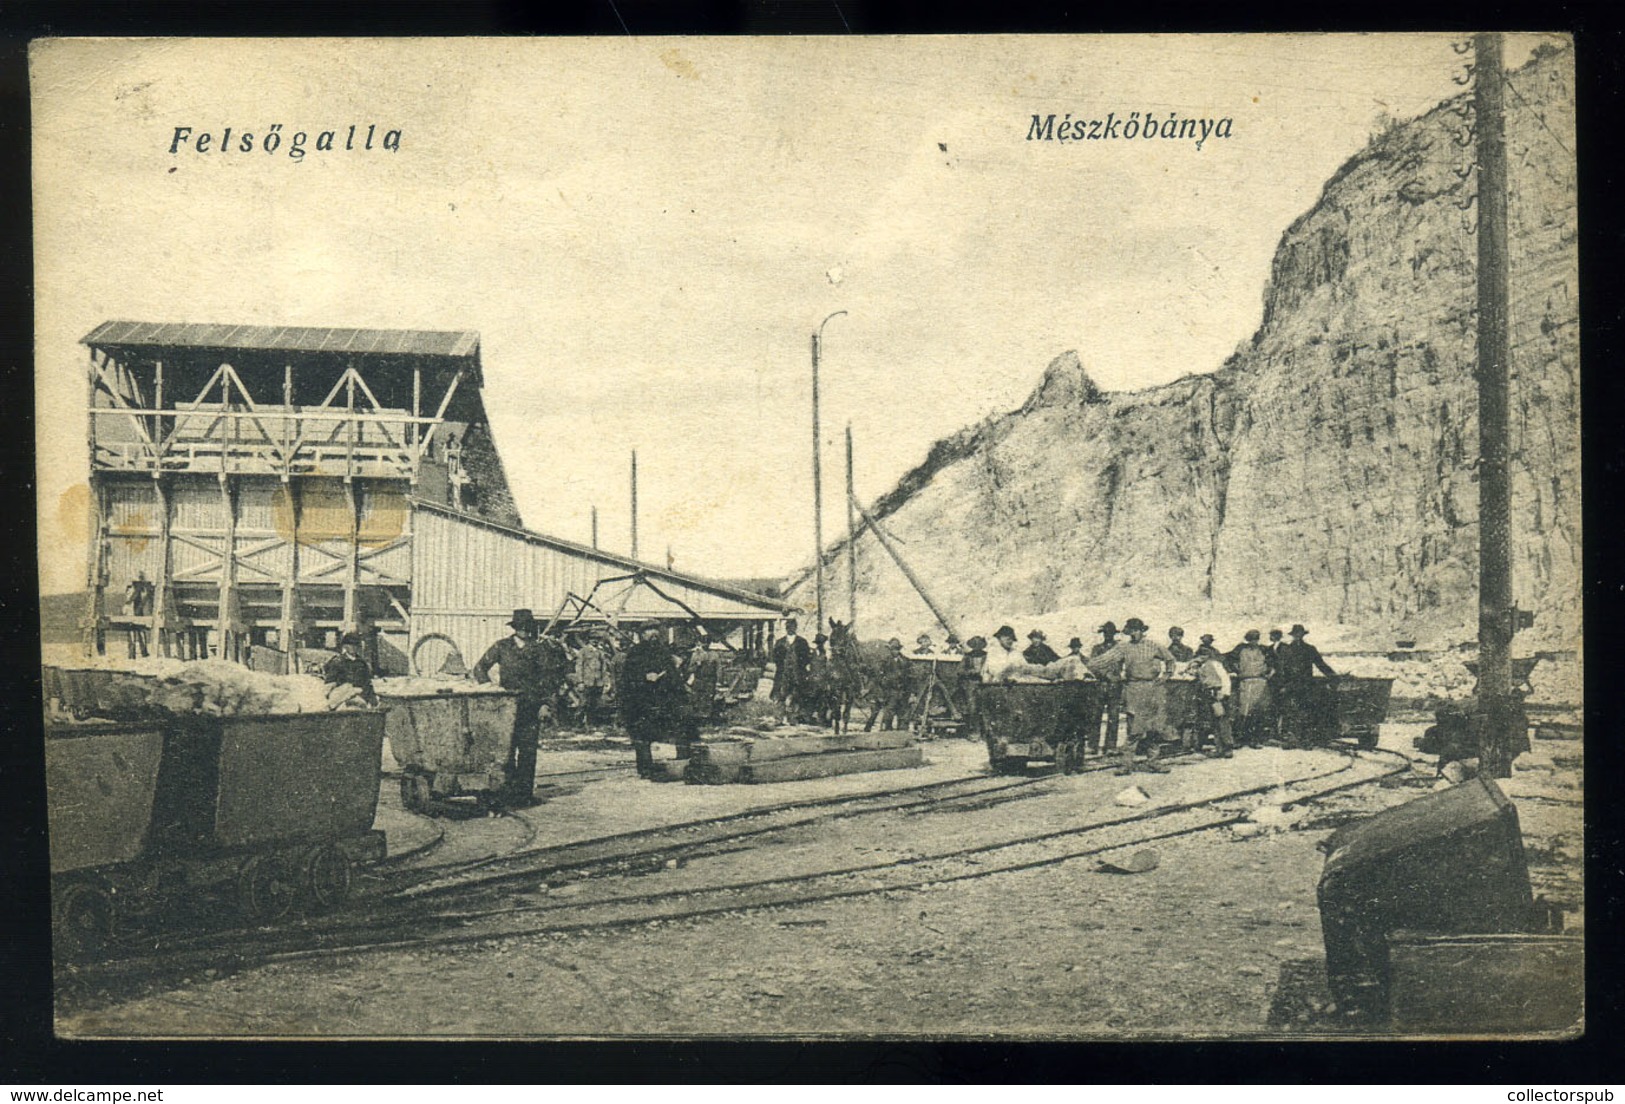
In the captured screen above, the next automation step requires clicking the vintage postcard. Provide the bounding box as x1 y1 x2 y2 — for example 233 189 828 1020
31 34 1580 1040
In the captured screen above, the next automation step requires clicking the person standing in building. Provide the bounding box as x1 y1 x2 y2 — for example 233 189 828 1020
1166 626 1195 663
1224 629 1276 748
123 571 155 658
1274 623 1338 747
1089 621 1124 757
1023 629 1060 666
323 631 378 709
472 609 554 804
1087 618 1176 774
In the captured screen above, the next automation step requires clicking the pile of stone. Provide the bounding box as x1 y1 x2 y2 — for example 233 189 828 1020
45 658 330 721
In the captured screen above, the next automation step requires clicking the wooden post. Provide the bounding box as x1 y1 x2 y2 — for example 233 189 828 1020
811 330 824 634
154 478 172 658
410 363 422 484
1474 32 1517 778
846 423 857 628
279 481 300 665
630 450 639 560
346 365 357 482
849 493 958 639
343 480 361 632
283 363 294 480
217 475 236 661
153 359 164 459
592 505 599 549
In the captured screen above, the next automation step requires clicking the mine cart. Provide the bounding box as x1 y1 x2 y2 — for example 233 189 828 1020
47 710 387 958
976 681 1107 774
1298 677 1394 749
376 687 519 814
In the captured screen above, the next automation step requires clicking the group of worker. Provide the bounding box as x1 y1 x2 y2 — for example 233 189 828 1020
466 609 723 800
973 618 1339 774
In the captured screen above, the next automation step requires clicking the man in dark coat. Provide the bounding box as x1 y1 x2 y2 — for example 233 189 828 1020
621 626 685 775
865 637 913 732
770 618 813 723
472 610 556 804
1166 627 1195 663
323 631 378 707
1274 623 1338 747
1023 629 1060 666
683 627 722 736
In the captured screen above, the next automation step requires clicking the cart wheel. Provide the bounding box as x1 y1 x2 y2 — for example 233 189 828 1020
54 880 117 960
237 854 297 923
301 844 353 911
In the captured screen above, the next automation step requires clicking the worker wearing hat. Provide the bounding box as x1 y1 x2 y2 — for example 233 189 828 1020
1086 617 1177 774
979 624 1026 684
1194 633 1222 661
865 636 914 732
1223 629 1276 748
1165 626 1195 663
914 633 935 655
1273 623 1338 748
942 633 964 655
473 610 564 802
1088 621 1124 756
1023 628 1060 666
322 630 378 709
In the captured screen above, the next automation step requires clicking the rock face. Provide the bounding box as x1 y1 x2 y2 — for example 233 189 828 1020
794 46 1578 651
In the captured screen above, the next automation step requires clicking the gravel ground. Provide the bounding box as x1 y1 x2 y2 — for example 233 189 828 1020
55 724 1582 1041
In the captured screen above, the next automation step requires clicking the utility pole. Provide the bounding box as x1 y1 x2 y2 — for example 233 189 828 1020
812 311 846 633
591 505 599 550
1474 32 1517 778
846 423 858 628
630 450 639 561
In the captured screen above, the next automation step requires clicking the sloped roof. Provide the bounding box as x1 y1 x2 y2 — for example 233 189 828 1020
411 499 792 615
82 321 480 360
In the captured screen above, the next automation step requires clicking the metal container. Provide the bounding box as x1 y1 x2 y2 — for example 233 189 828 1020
45 721 167 874
976 681 1106 772
377 690 517 777
1318 777 1535 1015
43 666 164 721
211 712 385 848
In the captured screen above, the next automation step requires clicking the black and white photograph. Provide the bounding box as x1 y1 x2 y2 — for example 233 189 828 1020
29 32 1581 1041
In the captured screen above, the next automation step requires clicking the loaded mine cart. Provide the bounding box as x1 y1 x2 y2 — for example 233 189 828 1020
976 681 1108 774
46 710 386 959
1299 677 1394 750
375 684 519 814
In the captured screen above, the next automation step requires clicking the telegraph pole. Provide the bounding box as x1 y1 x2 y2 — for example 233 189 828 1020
812 311 846 633
630 450 639 561
1474 32 1517 778
846 423 858 628
591 505 599 550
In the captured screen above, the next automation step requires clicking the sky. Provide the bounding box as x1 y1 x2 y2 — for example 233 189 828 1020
31 34 1551 595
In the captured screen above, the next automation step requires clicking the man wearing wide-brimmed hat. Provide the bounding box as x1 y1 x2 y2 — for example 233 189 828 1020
1273 623 1338 747
979 625 1025 684
1087 617 1177 774
472 608 555 803
323 630 378 708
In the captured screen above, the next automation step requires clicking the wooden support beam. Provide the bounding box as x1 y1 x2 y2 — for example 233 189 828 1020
279 481 300 662
848 493 958 639
154 478 172 657
343 480 360 632
216 476 236 660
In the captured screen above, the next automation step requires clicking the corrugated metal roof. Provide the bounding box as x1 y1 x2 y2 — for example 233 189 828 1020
81 321 480 360
410 499 792 615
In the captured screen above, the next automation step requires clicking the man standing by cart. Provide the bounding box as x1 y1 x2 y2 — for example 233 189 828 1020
622 625 686 775
471 609 555 805
1087 618 1176 774
1274 623 1339 747
1089 621 1124 757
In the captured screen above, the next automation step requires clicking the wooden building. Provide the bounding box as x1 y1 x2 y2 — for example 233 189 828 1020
82 321 788 672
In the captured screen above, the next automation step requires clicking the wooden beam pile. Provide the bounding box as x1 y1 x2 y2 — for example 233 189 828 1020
679 727 923 785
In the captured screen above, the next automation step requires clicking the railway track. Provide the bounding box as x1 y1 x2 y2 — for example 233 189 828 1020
58 747 1410 997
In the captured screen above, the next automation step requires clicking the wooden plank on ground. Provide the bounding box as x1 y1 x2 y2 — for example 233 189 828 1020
739 746 924 784
644 759 689 783
743 730 914 761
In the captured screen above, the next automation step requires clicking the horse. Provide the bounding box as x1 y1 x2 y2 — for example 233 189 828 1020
826 620 902 733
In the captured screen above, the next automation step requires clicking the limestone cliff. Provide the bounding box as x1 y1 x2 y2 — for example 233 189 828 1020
793 46 1578 651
